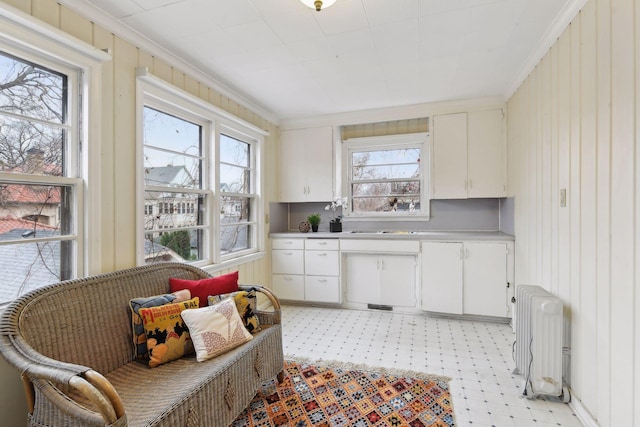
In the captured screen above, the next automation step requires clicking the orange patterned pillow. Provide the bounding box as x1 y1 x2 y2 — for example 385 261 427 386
139 297 199 368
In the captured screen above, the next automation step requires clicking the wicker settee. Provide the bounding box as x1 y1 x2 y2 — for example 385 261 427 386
0 262 284 427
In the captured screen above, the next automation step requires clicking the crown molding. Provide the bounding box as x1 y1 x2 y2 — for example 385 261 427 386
58 0 280 125
505 0 589 100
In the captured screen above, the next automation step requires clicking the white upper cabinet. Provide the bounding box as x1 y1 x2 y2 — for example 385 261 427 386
432 113 468 199
432 109 506 199
278 126 334 202
467 109 506 198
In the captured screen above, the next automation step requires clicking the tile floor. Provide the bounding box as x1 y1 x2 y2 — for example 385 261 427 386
280 305 583 427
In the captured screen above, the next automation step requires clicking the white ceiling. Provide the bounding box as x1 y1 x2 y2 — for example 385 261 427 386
68 0 579 122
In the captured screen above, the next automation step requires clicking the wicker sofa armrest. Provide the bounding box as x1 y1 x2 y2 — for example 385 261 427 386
238 284 282 325
1 329 125 425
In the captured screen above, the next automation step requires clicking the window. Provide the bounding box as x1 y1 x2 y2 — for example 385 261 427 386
0 51 80 304
342 133 429 219
219 132 257 258
138 71 265 267
142 106 207 263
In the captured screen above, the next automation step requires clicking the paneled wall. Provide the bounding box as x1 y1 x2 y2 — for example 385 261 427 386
507 0 638 425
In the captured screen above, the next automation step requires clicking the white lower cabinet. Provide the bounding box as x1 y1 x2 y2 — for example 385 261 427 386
271 238 341 303
272 238 305 301
421 241 513 318
421 242 464 314
344 253 417 308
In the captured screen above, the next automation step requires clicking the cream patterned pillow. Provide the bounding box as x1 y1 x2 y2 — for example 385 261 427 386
180 297 253 362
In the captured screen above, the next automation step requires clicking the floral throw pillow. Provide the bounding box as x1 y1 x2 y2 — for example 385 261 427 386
208 289 261 333
181 298 253 362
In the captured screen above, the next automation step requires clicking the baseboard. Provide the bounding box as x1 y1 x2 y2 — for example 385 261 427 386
569 391 599 427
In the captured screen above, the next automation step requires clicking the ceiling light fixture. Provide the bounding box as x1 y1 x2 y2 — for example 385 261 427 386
300 0 337 12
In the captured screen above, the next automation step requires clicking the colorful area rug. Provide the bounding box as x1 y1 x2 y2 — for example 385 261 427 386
230 359 455 427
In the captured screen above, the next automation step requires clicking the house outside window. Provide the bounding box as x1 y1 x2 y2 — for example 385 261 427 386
342 133 429 219
0 50 81 304
138 72 265 267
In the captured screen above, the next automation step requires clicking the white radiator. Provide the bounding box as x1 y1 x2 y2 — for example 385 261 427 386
513 285 569 401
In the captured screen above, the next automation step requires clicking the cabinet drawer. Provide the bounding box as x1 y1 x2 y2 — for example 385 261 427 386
304 250 339 276
305 276 340 303
305 239 339 250
272 239 304 250
272 250 304 275
272 274 305 301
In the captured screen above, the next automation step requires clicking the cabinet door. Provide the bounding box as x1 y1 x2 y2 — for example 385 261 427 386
432 113 468 199
467 109 506 197
305 276 340 303
379 255 417 308
421 242 463 314
344 254 380 304
305 126 334 201
463 242 508 317
278 129 307 202
305 250 339 276
272 274 305 301
272 250 304 275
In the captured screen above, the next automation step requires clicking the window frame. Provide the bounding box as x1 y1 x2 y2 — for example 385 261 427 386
0 5 109 306
341 132 430 220
136 70 265 269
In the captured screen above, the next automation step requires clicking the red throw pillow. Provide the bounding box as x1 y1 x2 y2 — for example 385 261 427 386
169 271 239 307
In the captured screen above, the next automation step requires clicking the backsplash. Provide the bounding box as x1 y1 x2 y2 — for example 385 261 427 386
270 198 508 233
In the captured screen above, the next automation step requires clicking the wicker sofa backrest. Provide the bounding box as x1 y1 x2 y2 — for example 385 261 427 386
12 263 209 375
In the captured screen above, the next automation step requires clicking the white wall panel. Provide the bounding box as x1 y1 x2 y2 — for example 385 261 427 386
594 0 611 421
578 0 598 412
507 0 638 424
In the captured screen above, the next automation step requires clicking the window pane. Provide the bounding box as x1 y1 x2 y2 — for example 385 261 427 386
143 107 201 156
0 239 73 303
220 196 250 222
144 149 201 189
0 51 66 124
352 148 420 181
220 164 250 193
220 134 249 167
352 195 421 213
0 183 74 235
144 229 203 263
0 115 64 176
144 191 204 232
220 224 250 255
352 181 420 197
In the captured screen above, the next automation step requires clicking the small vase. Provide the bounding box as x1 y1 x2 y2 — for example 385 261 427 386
330 221 342 232
311 224 319 232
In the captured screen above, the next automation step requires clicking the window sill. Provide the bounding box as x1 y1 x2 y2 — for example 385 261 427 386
200 251 265 275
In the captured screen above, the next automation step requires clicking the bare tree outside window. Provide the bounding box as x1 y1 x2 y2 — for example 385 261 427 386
0 50 77 304
350 148 421 214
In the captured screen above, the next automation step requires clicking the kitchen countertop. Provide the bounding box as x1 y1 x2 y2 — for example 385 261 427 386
269 230 515 241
